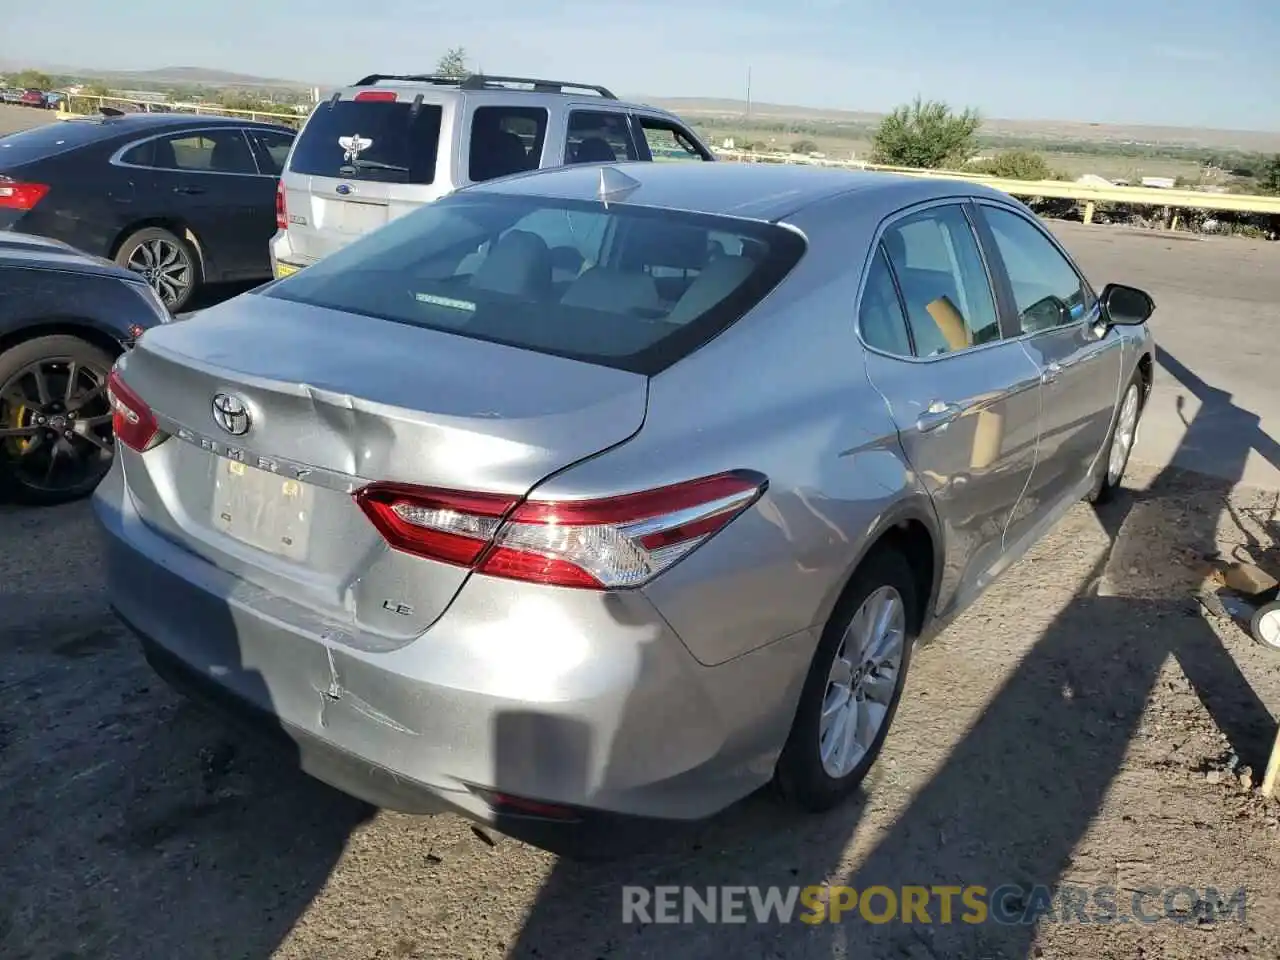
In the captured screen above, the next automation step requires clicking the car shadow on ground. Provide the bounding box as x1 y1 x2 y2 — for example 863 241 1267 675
499 346 1280 959
0 499 373 960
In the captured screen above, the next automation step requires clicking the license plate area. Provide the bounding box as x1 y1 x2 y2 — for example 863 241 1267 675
212 458 315 560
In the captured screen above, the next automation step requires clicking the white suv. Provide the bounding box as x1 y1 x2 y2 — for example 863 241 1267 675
270 73 715 277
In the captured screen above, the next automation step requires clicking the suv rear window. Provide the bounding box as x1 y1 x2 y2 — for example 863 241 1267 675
288 98 442 184
264 192 806 375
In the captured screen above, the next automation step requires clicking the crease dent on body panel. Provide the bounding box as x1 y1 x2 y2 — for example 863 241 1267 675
316 644 419 736
1001 342 1044 551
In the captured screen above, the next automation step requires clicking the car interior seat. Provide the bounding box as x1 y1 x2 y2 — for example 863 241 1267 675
469 230 553 299
560 266 662 315
572 137 618 163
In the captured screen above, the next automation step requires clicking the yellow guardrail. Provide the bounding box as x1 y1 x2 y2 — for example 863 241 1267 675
713 148 1280 221
57 95 306 128
49 98 1280 222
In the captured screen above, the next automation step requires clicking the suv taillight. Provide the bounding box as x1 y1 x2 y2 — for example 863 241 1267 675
354 471 767 589
275 180 287 229
0 176 48 211
106 368 161 452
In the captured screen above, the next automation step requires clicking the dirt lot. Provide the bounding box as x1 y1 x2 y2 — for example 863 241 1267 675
2 234 1280 960
0 102 57 136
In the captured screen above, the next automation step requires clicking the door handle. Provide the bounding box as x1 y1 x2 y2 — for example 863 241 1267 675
173 185 205 195
1041 361 1062 384
917 400 963 433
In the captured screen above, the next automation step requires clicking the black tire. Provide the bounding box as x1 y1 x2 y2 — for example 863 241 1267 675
1251 600 1280 651
774 547 918 812
0 335 118 506
1086 370 1145 505
114 226 199 314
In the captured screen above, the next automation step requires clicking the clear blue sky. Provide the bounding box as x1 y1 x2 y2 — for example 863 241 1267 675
5 0 1278 130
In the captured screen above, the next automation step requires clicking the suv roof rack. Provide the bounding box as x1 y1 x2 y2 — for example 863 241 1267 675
352 74 465 87
351 73 617 99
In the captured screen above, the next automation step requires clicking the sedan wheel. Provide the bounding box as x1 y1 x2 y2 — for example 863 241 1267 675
775 547 918 811
0 336 117 505
1107 382 1141 486
1087 372 1145 505
819 586 906 778
116 227 197 313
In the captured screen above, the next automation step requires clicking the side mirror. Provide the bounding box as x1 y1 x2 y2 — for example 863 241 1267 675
1099 283 1155 326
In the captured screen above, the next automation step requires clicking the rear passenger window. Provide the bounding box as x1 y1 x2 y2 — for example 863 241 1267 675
565 111 638 164
859 245 912 356
882 206 1000 357
123 130 258 174
635 116 708 161
469 106 547 183
246 129 295 176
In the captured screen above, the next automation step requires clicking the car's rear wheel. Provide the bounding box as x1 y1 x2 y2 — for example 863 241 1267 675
1086 371 1145 505
115 226 197 314
0 335 117 506
774 547 917 812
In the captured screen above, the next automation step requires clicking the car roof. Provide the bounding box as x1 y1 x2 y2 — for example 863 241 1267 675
463 160 1014 222
53 112 293 136
331 73 679 119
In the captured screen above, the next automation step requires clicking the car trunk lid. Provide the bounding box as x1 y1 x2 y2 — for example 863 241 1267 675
115 293 648 641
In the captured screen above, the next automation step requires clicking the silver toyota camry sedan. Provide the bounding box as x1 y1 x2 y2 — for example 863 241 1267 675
94 161 1156 857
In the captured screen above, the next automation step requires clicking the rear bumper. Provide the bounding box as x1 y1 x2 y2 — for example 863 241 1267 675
92 459 813 854
268 230 316 278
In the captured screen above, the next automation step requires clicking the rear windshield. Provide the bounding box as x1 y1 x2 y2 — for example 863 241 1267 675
288 98 442 184
0 120 115 167
263 192 806 375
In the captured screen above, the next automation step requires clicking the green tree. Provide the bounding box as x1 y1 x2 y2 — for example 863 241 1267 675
870 97 981 169
436 47 470 79
1260 155 1280 195
791 139 819 154
11 69 53 90
967 149 1060 181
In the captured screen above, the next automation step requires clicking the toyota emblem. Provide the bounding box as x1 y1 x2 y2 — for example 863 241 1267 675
211 393 251 436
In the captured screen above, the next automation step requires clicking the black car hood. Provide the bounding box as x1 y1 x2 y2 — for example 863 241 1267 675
0 231 136 281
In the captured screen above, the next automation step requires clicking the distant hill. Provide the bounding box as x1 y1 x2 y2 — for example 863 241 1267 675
90 66 313 90
638 96 1280 152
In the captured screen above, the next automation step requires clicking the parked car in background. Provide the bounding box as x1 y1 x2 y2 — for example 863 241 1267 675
0 231 171 504
96 161 1156 857
0 89 23 105
270 72 714 279
19 89 48 109
0 112 295 312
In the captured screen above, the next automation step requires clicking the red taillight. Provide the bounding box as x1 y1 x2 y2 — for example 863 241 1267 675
275 180 287 229
354 471 767 590
0 177 49 211
106 368 160 452
353 90 398 102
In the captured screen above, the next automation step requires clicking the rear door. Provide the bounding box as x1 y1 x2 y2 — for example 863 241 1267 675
117 127 266 278
281 92 449 262
972 201 1123 518
860 202 1043 617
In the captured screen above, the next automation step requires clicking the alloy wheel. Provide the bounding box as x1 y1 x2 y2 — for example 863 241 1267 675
1107 383 1140 486
819 585 906 779
0 357 114 495
126 237 193 308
